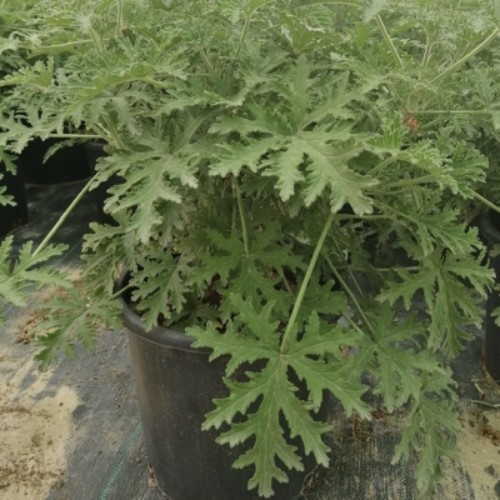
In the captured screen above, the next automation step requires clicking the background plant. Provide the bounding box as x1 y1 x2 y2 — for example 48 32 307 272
0 1 499 498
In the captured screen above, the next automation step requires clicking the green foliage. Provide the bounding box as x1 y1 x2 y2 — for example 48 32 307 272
378 248 493 357
188 296 370 498
34 283 121 370
0 149 16 206
0 0 499 497
392 370 460 497
0 236 68 309
366 305 445 413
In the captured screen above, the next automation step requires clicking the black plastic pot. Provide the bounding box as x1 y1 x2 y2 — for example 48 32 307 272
478 211 500 382
120 277 325 500
0 162 28 237
19 138 90 184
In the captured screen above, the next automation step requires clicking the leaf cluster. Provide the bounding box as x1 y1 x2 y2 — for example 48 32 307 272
0 0 499 497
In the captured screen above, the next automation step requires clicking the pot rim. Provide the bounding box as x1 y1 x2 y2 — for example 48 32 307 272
117 270 211 354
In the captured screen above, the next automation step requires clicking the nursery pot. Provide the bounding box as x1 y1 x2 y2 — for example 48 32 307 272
19 138 90 184
478 211 500 382
120 276 324 500
0 162 28 237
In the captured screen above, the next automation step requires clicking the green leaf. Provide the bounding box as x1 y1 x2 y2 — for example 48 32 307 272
0 238 68 310
221 361 305 497
378 249 494 357
34 285 121 370
299 135 377 213
104 134 203 243
415 210 481 257
188 301 369 497
210 137 280 177
362 0 389 22
297 281 347 324
0 57 54 89
392 371 459 498
367 305 445 412
131 252 193 330
193 223 303 315
260 140 306 200
208 56 379 213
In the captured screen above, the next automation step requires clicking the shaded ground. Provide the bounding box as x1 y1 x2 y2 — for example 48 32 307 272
1 180 498 500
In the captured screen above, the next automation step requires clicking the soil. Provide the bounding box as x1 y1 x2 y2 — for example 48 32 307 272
14 271 83 345
455 405 500 500
0 350 79 499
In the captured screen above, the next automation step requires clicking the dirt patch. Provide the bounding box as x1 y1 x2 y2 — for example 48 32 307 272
457 406 500 500
13 270 83 345
0 354 79 499
15 308 50 345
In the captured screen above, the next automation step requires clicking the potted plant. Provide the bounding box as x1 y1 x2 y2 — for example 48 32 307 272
1 1 499 498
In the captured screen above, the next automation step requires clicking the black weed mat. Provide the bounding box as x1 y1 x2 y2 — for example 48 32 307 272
1 181 498 500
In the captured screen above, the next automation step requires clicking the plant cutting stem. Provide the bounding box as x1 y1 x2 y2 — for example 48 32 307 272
232 177 250 256
384 175 435 189
430 28 500 83
116 0 124 37
32 174 98 258
343 313 366 337
376 15 404 69
414 109 491 116
367 156 396 177
235 15 252 60
473 191 500 215
102 116 127 150
47 133 102 140
322 252 376 340
23 40 93 51
280 213 335 353
376 200 419 226
235 0 274 60
89 28 105 54
330 238 364 299
422 27 433 66
292 1 362 8
277 268 294 297
335 214 387 221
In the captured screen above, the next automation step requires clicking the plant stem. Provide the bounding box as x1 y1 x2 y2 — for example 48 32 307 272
102 116 127 149
232 177 250 256
115 0 124 37
46 133 103 140
322 252 376 339
111 282 134 300
33 174 98 258
422 27 433 66
276 268 295 297
376 14 404 69
291 0 362 8
430 28 500 83
335 214 388 221
414 109 491 116
235 14 252 60
384 175 435 189
24 40 93 51
280 213 335 353
330 238 364 299
343 313 366 337
472 191 500 215
235 0 275 59
376 200 418 226
367 156 396 177
89 28 105 54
